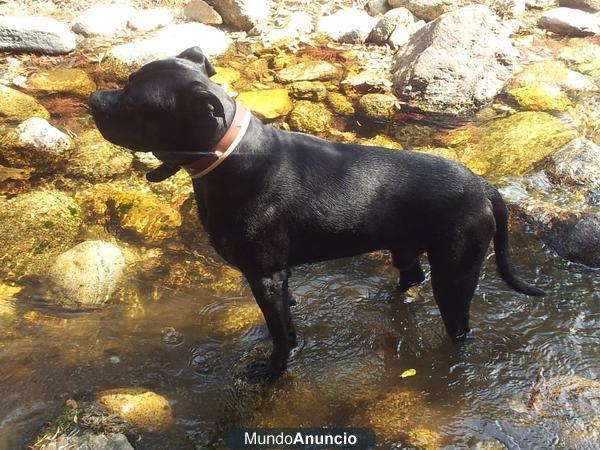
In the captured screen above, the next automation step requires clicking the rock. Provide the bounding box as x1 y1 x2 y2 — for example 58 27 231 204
0 190 81 281
0 165 30 197
317 8 378 43
527 0 558 7
368 7 415 45
326 92 356 116
72 4 135 37
211 0 269 31
436 111 574 180
260 12 313 47
288 100 333 133
184 0 223 24
218 302 264 335
388 0 460 21
573 93 600 146
47 241 125 309
508 82 571 111
391 5 517 117
104 24 231 80
538 8 600 36
360 134 403 150
388 18 425 47
275 60 341 83
559 39 600 80
65 129 133 181
0 16 76 55
26 68 97 97
341 70 392 97
367 0 391 15
128 8 173 32
559 0 600 11
511 60 597 94
110 191 182 243
16 117 70 154
473 440 508 450
236 89 293 119
44 433 133 450
545 138 600 187
288 81 327 101
0 85 50 121
405 428 442 450
97 388 172 431
210 66 241 86
359 93 398 121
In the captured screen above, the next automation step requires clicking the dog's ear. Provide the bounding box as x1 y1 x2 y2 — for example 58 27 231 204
188 82 225 120
178 47 217 77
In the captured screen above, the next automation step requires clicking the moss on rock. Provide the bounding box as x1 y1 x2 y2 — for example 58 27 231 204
97 387 172 431
288 81 327 101
326 92 355 116
0 85 50 122
508 82 571 111
26 68 97 97
358 93 398 121
288 100 333 133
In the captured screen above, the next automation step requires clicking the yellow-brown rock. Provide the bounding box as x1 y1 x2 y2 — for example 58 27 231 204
97 387 172 430
26 68 97 97
508 82 571 111
275 60 340 83
406 428 442 450
219 302 264 334
326 92 355 116
237 89 293 119
288 100 332 133
210 66 241 86
0 85 50 121
358 93 398 121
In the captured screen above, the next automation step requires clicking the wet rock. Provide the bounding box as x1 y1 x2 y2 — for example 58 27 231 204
538 7 600 36
0 165 30 197
436 111 574 180
210 66 241 86
110 191 182 243
104 24 231 80
391 5 517 117
361 134 403 150
65 129 133 181
511 60 596 94
317 8 378 43
326 92 356 116
260 12 313 47
473 440 508 450
42 433 133 450
161 326 184 345
128 8 173 32
97 387 172 431
288 81 327 101
368 7 416 45
72 4 135 37
508 82 571 111
0 16 76 54
288 100 333 133
406 428 442 450
0 85 50 121
545 138 600 188
389 18 425 48
47 240 125 309
388 0 458 21
275 60 341 83
367 0 391 15
237 89 293 119
184 0 223 24
341 70 391 97
359 93 398 121
218 302 264 335
559 39 600 80
0 283 20 325
392 123 434 148
211 0 269 31
26 68 96 97
572 93 600 145
559 0 600 11
0 190 81 281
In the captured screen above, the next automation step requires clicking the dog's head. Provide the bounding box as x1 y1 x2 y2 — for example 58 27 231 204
90 47 230 157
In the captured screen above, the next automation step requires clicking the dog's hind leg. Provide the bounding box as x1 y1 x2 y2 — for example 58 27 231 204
246 269 295 381
392 251 425 292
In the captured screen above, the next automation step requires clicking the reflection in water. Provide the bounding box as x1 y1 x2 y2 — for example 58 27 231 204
0 229 598 449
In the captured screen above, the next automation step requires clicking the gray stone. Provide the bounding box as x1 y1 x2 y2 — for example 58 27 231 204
275 60 341 83
368 7 415 44
48 240 126 309
72 4 135 37
391 5 517 116
559 0 600 11
317 8 378 43
545 138 600 187
211 0 269 31
0 16 76 54
389 0 525 20
367 0 391 15
45 433 133 450
184 0 223 24
128 8 173 32
538 7 599 36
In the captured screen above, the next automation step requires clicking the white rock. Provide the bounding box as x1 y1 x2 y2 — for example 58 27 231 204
72 4 135 37
48 241 126 309
367 0 391 15
0 16 76 54
538 7 600 36
109 23 231 68
389 19 425 47
16 117 71 154
526 0 558 7
128 8 173 32
368 7 415 44
211 0 269 31
184 0 223 24
261 12 313 47
317 8 379 43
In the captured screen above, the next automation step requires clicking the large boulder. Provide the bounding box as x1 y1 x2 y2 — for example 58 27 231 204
0 190 81 281
211 0 269 31
47 240 126 309
391 5 517 117
0 85 49 121
317 8 378 43
0 16 76 55
538 7 600 37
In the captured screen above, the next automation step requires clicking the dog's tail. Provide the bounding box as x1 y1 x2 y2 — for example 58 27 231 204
485 183 546 297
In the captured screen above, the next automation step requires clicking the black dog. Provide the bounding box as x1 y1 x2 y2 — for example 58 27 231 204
90 47 545 380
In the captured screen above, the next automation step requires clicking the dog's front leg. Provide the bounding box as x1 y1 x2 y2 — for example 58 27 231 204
246 269 294 381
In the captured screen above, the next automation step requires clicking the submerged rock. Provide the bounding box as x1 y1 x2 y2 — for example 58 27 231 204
572 93 600 146
538 8 600 37
508 83 571 111
342 70 391 97
358 93 398 121
436 111 574 180
544 138 600 188
237 89 293 119
97 387 172 431
0 85 50 121
0 190 81 281
211 0 269 31
0 16 76 54
288 101 333 133
41 433 133 450
275 60 341 83
217 302 264 335
317 8 378 43
326 92 356 116
26 68 97 97
391 5 516 117
47 240 125 309
210 66 241 86
288 81 327 101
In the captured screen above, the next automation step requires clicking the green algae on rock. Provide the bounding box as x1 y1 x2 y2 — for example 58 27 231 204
210 66 241 86
288 100 333 133
358 93 398 121
392 123 435 148
326 92 355 116
26 68 97 97
0 190 81 281
508 83 571 111
0 85 50 121
436 111 575 180
288 81 327 101
237 89 293 119
275 60 341 83
97 387 172 431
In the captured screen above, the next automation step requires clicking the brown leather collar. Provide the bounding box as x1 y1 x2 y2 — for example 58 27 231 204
183 102 251 179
